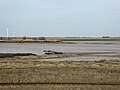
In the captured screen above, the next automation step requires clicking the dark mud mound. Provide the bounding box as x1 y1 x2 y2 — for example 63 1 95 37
0 53 37 58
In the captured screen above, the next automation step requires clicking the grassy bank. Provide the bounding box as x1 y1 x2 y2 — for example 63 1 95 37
59 37 120 41
0 37 120 43
0 59 120 89
0 60 120 84
0 84 120 90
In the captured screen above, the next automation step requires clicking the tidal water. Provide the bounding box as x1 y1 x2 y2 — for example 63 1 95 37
0 41 120 60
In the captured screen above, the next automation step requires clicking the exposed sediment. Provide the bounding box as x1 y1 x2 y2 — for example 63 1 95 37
0 53 37 58
0 51 120 90
39 50 117 59
0 50 118 60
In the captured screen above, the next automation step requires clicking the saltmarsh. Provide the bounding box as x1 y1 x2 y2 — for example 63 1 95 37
0 59 120 90
0 60 120 84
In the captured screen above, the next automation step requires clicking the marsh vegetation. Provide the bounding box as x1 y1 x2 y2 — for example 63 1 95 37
0 59 120 90
0 39 120 89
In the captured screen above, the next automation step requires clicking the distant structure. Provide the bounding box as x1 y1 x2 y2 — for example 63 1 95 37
102 36 110 38
14 32 16 37
6 28 9 38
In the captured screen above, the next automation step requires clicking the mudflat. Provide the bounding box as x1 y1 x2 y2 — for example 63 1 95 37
0 40 120 89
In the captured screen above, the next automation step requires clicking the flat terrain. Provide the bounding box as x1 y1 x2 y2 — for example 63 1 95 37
0 39 120 89
0 58 120 90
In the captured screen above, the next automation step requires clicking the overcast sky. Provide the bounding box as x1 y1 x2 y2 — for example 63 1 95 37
0 0 120 37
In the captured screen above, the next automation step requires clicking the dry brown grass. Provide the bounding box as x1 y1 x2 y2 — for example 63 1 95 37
0 84 120 90
59 37 120 41
0 59 120 89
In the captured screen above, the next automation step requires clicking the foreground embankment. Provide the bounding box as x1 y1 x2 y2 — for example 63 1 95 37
0 59 120 90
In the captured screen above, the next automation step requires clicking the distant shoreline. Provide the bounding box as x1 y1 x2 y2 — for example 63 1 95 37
0 37 120 43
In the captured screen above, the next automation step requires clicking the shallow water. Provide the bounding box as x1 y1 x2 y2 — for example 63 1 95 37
0 41 120 60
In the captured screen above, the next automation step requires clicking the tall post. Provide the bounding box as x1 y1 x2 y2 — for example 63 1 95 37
14 32 15 37
6 28 8 38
